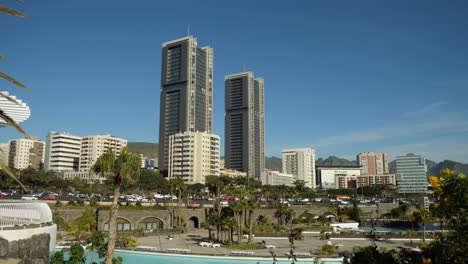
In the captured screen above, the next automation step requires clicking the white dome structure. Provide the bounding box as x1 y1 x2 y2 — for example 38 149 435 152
0 91 31 126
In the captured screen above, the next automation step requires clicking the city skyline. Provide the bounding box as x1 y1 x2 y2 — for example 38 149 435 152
2 1 468 162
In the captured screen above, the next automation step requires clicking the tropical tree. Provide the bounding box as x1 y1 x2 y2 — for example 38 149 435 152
230 200 246 243
0 2 29 191
93 147 141 264
413 208 431 243
168 177 186 227
86 231 105 264
246 199 259 243
206 175 226 214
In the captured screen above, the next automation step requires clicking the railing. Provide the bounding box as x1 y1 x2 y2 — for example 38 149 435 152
0 202 52 229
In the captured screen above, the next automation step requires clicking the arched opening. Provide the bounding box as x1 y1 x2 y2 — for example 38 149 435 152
104 218 131 231
138 217 164 230
188 216 199 228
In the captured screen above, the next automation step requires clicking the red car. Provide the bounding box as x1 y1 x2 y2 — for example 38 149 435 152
42 194 56 200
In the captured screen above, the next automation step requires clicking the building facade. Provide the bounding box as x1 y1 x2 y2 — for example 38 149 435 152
260 170 294 186
44 132 82 172
62 171 106 183
396 153 428 194
224 71 264 178
316 165 361 189
357 152 389 175
79 134 127 171
158 36 213 172
8 137 45 169
167 131 220 184
336 174 397 189
282 148 316 189
0 143 9 164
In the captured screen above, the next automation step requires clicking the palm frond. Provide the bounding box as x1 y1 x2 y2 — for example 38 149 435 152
0 109 27 136
0 5 25 18
0 71 29 90
0 91 19 104
0 160 27 191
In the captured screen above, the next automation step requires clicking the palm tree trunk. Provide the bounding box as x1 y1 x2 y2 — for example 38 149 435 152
248 209 253 243
239 211 244 243
423 223 426 243
178 190 182 227
104 180 121 264
170 189 174 228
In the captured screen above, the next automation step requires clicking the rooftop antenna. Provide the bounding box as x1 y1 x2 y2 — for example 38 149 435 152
187 24 190 36
243 64 246 72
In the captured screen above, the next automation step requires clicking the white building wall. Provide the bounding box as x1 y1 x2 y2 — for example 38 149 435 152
44 132 82 172
8 138 45 170
260 170 294 186
282 148 316 189
317 167 361 189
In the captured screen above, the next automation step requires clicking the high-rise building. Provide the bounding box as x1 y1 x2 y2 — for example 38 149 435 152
8 137 45 169
79 134 127 171
158 36 213 172
167 131 220 184
282 148 316 189
44 132 82 172
396 153 428 194
357 152 389 175
224 72 264 178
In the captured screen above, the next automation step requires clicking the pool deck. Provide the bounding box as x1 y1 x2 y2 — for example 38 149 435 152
135 229 418 258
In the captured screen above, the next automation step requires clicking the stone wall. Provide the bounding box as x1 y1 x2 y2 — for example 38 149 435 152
0 233 50 264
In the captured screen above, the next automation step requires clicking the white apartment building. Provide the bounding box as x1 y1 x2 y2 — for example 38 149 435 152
62 171 106 184
260 170 294 186
8 137 45 169
44 132 82 172
168 131 220 184
0 143 9 164
79 134 127 172
282 148 316 189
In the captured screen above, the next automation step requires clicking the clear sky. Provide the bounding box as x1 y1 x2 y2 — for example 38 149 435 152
1 0 468 162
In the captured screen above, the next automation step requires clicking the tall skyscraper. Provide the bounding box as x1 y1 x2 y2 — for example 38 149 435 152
357 152 389 175
282 148 316 189
158 36 213 172
224 72 264 178
8 137 45 170
79 134 127 171
44 132 82 172
167 131 220 184
396 153 428 194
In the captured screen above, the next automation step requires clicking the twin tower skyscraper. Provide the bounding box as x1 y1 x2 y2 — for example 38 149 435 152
158 36 264 179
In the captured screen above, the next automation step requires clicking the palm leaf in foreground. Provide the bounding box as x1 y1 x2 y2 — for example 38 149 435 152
0 109 27 135
0 71 29 90
0 5 25 18
0 91 19 104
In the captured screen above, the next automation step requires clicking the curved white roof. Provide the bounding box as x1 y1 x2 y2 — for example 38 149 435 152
0 91 31 126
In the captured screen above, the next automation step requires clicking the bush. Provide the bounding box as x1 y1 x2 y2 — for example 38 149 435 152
90 197 99 206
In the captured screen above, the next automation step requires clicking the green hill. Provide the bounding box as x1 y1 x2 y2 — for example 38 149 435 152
265 156 282 171
127 142 158 159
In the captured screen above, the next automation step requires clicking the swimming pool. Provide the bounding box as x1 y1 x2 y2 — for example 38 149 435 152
57 249 344 264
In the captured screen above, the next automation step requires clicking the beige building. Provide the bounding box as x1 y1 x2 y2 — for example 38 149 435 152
168 131 220 184
0 143 9 164
336 174 396 189
282 148 316 189
79 134 127 171
8 137 45 169
260 170 294 186
62 171 106 184
357 152 389 175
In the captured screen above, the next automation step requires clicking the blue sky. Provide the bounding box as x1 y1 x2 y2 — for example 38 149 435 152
1 0 468 162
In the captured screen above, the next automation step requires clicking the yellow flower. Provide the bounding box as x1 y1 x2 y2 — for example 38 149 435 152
423 257 432 264
428 176 441 190
459 173 466 179
440 168 454 176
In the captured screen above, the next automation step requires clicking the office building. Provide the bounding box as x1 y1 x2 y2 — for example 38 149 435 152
316 165 361 189
224 71 264 178
357 152 389 175
79 134 127 171
44 132 82 172
167 131 220 184
260 170 294 186
0 91 30 127
8 137 45 169
158 36 213 172
282 148 316 188
336 174 397 189
396 153 428 194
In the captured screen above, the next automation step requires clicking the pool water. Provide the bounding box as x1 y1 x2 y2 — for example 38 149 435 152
56 249 343 264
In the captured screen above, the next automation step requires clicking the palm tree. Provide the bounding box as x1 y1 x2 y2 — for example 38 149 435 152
168 178 186 227
206 175 225 215
93 147 141 264
0 4 29 191
230 201 246 243
246 199 259 243
414 208 431 243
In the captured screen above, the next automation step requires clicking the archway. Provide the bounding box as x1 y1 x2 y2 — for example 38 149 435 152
138 217 164 230
103 217 131 231
188 216 199 228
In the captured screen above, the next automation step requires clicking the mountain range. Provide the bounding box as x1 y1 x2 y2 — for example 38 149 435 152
127 142 468 176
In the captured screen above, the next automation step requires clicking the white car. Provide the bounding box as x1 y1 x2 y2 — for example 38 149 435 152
21 195 38 200
219 200 229 206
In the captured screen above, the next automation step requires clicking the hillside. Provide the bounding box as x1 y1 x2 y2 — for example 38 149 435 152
389 159 437 177
316 156 357 166
430 160 468 176
265 156 282 171
127 142 158 159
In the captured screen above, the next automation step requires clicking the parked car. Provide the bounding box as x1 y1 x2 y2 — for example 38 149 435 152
42 194 57 200
21 195 38 200
0 192 9 198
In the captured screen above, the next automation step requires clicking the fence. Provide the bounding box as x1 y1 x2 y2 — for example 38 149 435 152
0 202 52 229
